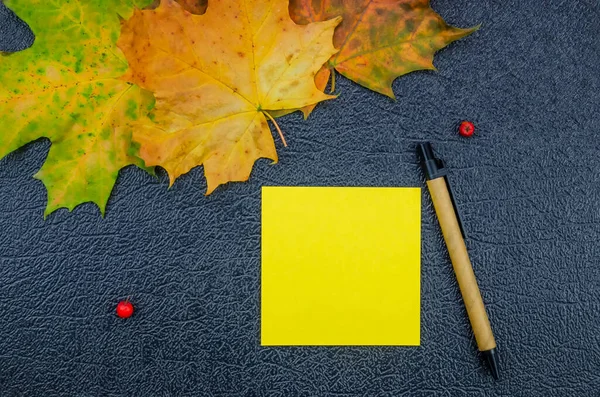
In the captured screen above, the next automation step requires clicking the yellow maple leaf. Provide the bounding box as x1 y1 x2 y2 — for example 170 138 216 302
118 0 340 193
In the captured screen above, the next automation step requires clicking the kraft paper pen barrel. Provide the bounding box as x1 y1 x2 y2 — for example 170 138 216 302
418 142 500 380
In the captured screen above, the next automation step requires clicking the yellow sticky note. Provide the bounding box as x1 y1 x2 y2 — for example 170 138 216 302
261 187 421 346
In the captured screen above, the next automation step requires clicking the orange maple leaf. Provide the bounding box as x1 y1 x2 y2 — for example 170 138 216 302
118 0 340 193
290 0 478 103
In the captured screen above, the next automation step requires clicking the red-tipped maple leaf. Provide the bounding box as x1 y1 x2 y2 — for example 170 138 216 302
290 0 478 101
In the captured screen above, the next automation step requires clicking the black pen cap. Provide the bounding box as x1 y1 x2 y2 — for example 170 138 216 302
417 142 446 181
417 142 467 238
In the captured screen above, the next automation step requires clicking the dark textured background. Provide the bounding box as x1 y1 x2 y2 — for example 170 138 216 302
0 3 33 52
1 0 600 396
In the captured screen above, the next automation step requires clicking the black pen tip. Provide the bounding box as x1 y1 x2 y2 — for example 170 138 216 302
481 348 500 380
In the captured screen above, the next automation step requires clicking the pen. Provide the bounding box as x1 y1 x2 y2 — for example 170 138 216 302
417 142 500 380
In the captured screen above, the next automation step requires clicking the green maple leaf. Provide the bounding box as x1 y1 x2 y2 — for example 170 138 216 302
0 0 154 217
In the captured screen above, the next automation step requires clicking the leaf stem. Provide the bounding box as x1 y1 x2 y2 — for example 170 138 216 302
264 111 288 147
330 70 336 93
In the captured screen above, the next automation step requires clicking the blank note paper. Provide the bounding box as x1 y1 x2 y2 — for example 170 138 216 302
261 187 421 346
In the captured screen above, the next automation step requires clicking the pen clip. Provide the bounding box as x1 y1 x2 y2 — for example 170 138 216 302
440 162 467 240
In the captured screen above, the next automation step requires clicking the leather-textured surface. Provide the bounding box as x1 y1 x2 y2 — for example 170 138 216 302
1 1 599 396
0 2 33 52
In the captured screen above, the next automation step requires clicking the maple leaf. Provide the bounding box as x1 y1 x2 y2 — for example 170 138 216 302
289 0 478 100
118 0 340 193
0 0 154 217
